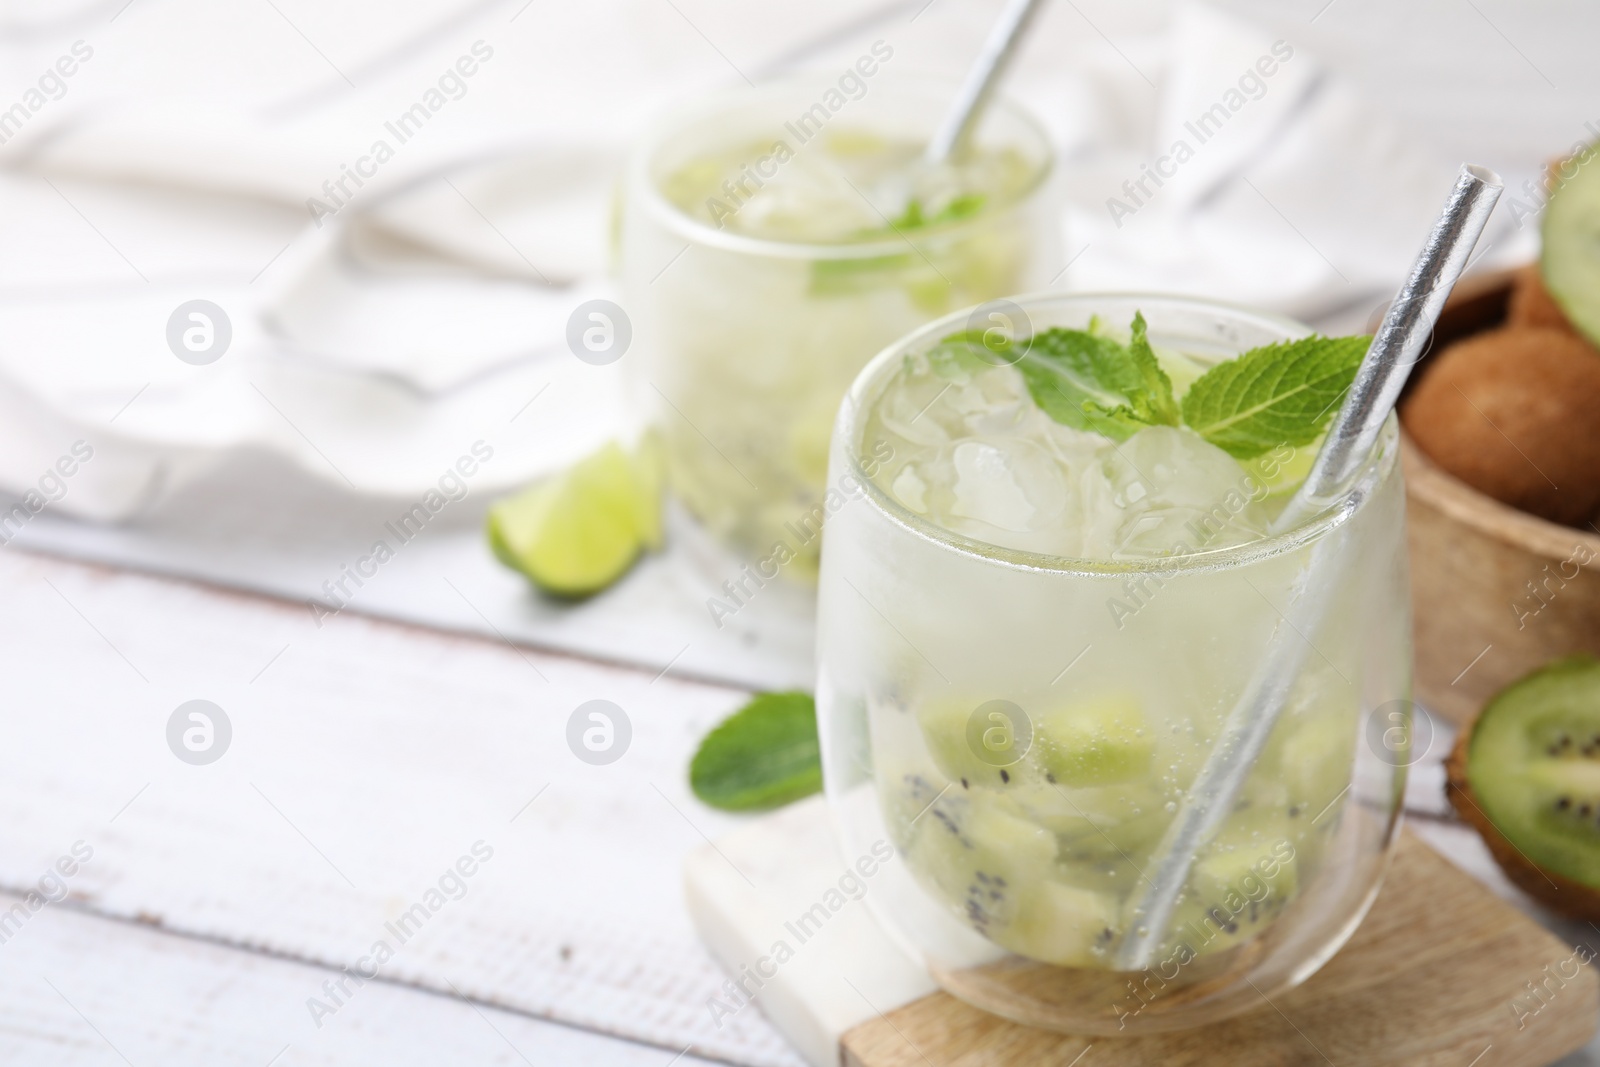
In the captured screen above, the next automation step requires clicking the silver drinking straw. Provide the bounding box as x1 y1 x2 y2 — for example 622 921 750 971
1113 165 1503 972
923 0 1050 165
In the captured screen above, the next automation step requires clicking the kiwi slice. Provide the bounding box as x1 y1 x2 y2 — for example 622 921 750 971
1541 143 1600 348
1448 655 1600 919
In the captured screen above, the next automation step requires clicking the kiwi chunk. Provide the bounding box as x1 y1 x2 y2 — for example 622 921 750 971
1459 655 1600 891
1002 880 1121 967
903 788 1058 930
1541 144 1600 348
1034 696 1156 788
1274 704 1358 825
917 694 1159 792
916 699 1041 790
1161 813 1300 959
899 783 1121 964
1011 782 1169 860
1192 813 1299 905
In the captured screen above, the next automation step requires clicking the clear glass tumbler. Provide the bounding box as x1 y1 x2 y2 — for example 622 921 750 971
619 77 1056 579
816 293 1411 1034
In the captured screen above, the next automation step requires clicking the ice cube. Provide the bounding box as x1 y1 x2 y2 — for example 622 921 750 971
893 466 929 513
876 381 954 449
1104 427 1271 556
1066 463 1126 558
734 150 882 239
862 354 1277 561
947 439 1064 534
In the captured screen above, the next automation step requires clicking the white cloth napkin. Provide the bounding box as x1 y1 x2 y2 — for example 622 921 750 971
0 0 883 514
0 0 1524 521
1055 3 1527 320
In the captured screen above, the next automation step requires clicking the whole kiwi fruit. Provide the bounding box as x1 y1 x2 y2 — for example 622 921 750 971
1507 263 1579 334
1402 326 1600 526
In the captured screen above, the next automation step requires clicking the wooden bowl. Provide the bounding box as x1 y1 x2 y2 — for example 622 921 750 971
1403 269 1600 726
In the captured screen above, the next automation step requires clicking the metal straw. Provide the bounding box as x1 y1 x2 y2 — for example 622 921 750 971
1113 165 1502 972
922 0 1049 165
1273 164 1506 532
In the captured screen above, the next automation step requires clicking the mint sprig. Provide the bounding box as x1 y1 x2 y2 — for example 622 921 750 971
1179 334 1369 458
689 691 821 811
959 313 1366 459
1015 321 1179 441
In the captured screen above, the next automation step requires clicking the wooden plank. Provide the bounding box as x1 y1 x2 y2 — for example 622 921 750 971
0 550 801 1067
0 888 725 1066
842 830 1597 1067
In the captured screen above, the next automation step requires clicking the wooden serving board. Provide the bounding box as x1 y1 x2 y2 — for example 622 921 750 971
842 830 1597 1067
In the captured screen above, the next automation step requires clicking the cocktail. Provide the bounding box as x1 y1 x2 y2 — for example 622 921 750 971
816 292 1410 1033
619 74 1056 578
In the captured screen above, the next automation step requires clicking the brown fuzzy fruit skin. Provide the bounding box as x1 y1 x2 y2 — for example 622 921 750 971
1446 724 1600 921
1507 263 1579 333
1402 326 1600 526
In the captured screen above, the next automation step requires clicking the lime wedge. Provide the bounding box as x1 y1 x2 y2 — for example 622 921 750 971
1542 144 1600 347
1245 441 1316 499
488 442 661 598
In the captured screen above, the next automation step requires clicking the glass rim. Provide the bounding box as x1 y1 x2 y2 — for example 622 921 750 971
626 73 1056 261
838 290 1398 577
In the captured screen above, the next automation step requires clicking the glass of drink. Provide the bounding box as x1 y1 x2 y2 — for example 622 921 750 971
619 74 1056 579
816 292 1410 1034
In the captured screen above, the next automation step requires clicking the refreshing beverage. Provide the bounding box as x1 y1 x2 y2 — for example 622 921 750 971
620 76 1056 578
817 293 1410 1034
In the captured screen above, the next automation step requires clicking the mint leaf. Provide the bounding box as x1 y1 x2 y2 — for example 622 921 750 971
923 328 1013 377
1014 319 1179 441
1180 334 1369 459
890 198 925 229
1127 313 1181 426
888 193 987 232
812 195 990 305
936 193 986 223
689 691 821 811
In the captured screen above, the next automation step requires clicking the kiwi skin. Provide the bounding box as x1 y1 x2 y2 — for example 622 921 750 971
1401 326 1600 526
1446 726 1600 921
1508 263 1581 334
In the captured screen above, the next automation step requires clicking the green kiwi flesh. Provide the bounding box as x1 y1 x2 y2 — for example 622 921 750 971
1463 655 1600 890
1542 144 1600 348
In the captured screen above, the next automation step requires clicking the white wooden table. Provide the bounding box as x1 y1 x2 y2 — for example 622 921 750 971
6 546 1598 1067
0 546 785 1067
0 885 707 1067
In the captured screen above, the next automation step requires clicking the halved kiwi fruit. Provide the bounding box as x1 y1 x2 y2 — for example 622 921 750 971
1447 654 1600 920
1542 143 1600 348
